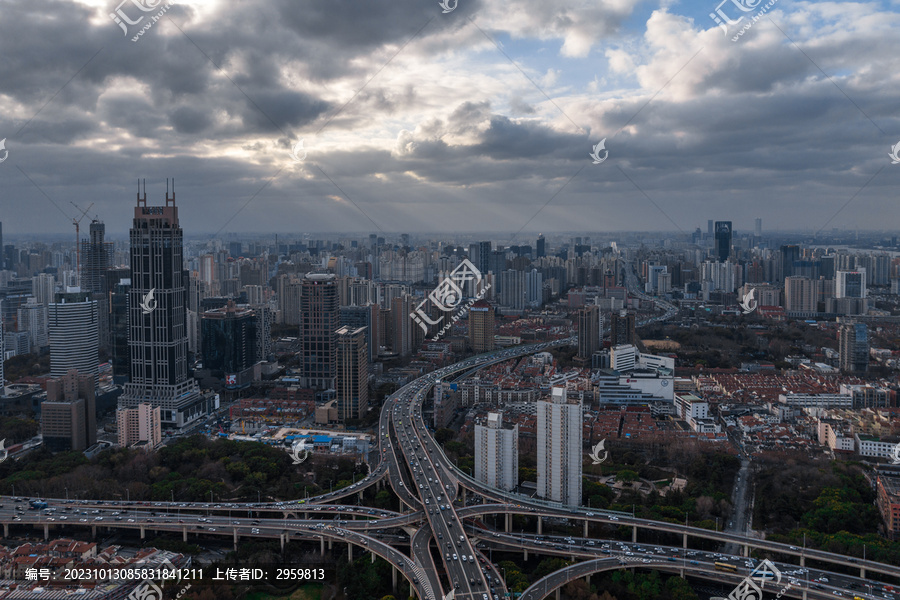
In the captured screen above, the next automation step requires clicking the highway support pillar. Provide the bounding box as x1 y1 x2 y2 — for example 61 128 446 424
632 526 637 543
583 520 588 537
371 552 376 564
537 517 542 535
392 566 398 593
91 526 97 539
505 514 511 533
320 537 326 556
43 523 49 540
304 513 308 520
555 587 561 600
799 556 804 567
348 543 352 561
683 533 687 549
860 567 866 579
140 525 145 540
328 538 333 550
233 529 239 551
584 574 589 586
2 523 7 538
523 547 528 561
280 534 285 551
743 545 749 557
462 488 466 503
358 492 363 502
182 527 188 542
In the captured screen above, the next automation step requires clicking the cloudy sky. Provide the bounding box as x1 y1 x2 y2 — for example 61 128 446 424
0 0 898 238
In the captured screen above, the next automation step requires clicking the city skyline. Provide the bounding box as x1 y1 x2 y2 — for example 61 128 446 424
0 0 898 236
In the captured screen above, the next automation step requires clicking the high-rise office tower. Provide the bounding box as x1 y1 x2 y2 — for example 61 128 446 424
537 387 582 506
80 220 114 294
390 295 415 357
340 304 378 363
108 277 130 383
17 298 48 353
835 269 867 298
119 183 205 428
276 275 302 326
609 310 636 347
754 218 762 237
0 221 3 269
468 241 491 277
32 273 56 306
200 301 259 378
335 326 368 421
714 221 732 262
779 244 800 280
48 291 98 381
300 273 339 389
839 322 869 374
707 220 714 238
576 304 601 361
536 234 546 258
42 369 97 451
468 299 495 353
475 412 518 491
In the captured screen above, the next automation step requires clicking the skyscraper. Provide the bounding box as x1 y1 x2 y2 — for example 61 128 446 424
468 299 494 353
340 304 378 363
119 183 205 428
536 234 546 258
475 412 518 491
835 269 867 298
468 241 491 277
609 310 637 347
42 369 97 451
754 218 762 237
31 273 56 306
839 322 869 374
300 273 339 389
17 298 48 353
48 291 98 381
537 387 582 506
780 244 800 279
576 304 601 362
335 325 368 421
200 301 259 381
80 220 113 295
714 221 732 262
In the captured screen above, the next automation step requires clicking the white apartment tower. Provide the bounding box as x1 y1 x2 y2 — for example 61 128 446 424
537 387 583 506
474 412 519 491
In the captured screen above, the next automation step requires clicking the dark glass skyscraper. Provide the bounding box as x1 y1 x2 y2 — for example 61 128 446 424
301 273 339 389
118 184 205 428
80 220 113 295
714 221 732 262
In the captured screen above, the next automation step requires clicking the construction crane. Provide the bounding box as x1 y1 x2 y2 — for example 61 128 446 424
70 201 93 284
